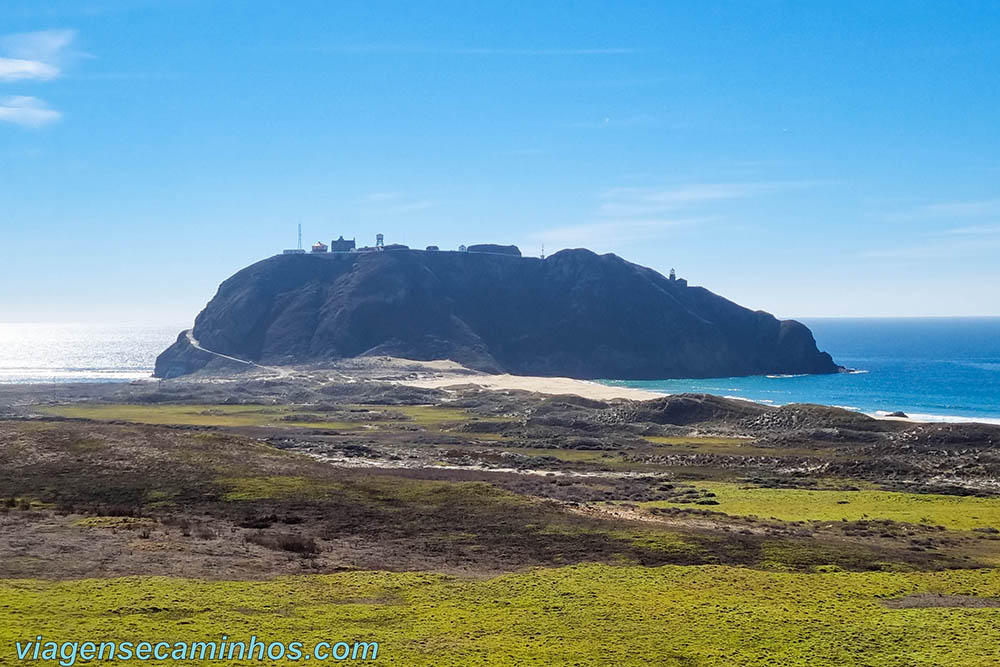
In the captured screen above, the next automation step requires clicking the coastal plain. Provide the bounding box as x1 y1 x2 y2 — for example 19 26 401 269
3 359 1000 665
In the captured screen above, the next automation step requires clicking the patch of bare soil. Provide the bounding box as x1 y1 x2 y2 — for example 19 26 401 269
881 593 1000 609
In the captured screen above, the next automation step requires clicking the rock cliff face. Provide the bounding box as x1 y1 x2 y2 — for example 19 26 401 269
155 248 840 379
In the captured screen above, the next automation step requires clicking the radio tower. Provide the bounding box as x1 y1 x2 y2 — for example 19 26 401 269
297 223 302 251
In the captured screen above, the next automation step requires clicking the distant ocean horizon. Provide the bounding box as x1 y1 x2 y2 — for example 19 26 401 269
1 318 999 424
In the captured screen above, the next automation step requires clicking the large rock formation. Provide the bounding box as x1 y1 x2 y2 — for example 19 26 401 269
155 248 840 379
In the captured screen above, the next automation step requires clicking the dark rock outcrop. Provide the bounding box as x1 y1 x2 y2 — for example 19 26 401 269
153 331 248 379
618 393 772 426
155 248 840 379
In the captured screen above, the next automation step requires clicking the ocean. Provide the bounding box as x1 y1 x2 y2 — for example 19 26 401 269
605 317 1000 424
0 323 181 384
1 318 998 424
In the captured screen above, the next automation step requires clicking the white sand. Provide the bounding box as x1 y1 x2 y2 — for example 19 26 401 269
399 372 664 401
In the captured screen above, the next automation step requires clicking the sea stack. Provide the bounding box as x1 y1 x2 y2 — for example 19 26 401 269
155 247 840 379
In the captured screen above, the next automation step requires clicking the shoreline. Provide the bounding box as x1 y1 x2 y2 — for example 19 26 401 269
380 360 1000 425
3 357 1000 426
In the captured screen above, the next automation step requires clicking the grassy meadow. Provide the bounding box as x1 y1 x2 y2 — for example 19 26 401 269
37 403 477 430
642 482 1000 532
4 566 1000 665
7 400 1000 665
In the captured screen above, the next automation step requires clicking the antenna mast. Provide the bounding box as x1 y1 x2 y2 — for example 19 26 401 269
297 223 302 250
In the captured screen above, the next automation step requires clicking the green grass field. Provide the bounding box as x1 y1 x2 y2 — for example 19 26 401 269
38 404 359 429
643 481 1000 531
4 565 1000 666
14 406 1000 663
37 403 478 430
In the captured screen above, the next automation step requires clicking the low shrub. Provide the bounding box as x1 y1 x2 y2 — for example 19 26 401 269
245 531 319 555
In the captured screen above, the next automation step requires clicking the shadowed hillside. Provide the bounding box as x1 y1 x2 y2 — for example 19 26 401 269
156 248 839 379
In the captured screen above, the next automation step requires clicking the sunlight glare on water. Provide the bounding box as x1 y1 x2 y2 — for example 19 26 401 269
0 323 181 384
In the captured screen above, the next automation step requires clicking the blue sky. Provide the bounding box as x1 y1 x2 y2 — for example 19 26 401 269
2 0 999 324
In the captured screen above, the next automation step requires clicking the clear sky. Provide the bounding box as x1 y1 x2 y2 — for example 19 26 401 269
2 0 999 325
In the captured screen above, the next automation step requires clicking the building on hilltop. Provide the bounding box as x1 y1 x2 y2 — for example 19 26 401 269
353 233 388 252
467 244 521 257
311 241 328 253
335 233 407 253
331 235 356 252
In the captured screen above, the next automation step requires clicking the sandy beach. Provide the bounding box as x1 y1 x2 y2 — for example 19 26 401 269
398 371 665 401
380 358 1000 423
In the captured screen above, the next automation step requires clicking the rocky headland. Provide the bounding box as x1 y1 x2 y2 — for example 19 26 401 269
155 247 840 380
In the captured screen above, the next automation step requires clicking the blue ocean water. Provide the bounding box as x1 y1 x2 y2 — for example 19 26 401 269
2 319 999 424
604 318 1000 424
0 323 181 384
